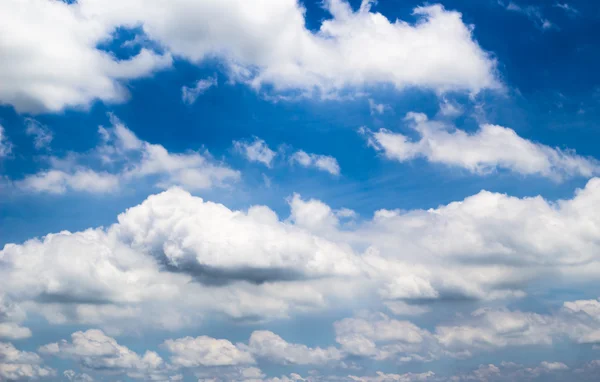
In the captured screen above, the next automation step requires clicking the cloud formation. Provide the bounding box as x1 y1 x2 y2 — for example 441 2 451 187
363 112 599 180
0 0 499 113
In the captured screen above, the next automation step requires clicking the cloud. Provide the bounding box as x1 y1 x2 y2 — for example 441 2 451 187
113 187 361 283
290 150 341 176
24 119 53 150
0 126 12 158
0 0 172 113
4 179 600 338
247 330 343 365
0 0 499 113
182 76 218 105
234 138 277 168
362 112 600 180
39 329 170 380
554 3 579 15
64 370 95 382
163 336 255 367
0 295 30 340
368 99 390 115
499 1 554 30
0 342 54 381
17 169 120 194
14 115 239 194
334 312 432 361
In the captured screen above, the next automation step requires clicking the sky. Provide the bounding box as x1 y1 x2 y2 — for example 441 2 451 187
1 0 600 381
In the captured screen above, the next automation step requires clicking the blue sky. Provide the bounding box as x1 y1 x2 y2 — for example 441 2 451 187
1 0 600 381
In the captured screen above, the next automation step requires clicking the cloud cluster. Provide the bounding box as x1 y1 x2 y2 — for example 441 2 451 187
363 112 600 180
14 116 239 194
0 342 54 381
0 0 499 113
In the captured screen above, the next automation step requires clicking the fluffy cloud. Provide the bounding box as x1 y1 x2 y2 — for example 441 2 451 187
0 295 31 340
247 330 343 365
4 178 600 333
0 0 172 113
234 138 277 168
163 336 255 367
15 116 239 193
182 76 218 105
290 151 341 176
0 342 54 381
363 112 600 180
0 0 498 113
334 313 434 361
39 329 168 380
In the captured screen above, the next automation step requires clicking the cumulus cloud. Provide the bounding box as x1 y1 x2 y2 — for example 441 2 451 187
39 329 168 380
182 76 218 105
334 312 432 361
4 179 600 350
362 112 600 180
163 336 254 367
290 150 341 176
15 115 239 193
0 0 172 113
0 295 31 340
247 331 343 365
0 342 54 381
234 138 277 168
0 0 498 113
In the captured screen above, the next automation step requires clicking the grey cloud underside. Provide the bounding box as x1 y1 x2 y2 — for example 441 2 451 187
160 260 310 286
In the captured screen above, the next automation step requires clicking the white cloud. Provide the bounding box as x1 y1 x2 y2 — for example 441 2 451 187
0 342 54 381
15 116 239 194
39 329 168 380
64 370 95 382
438 98 463 117
334 313 431 361
0 295 31 341
348 371 436 382
291 150 341 176
234 138 277 168
24 119 53 150
0 0 499 113
4 179 600 345
17 169 120 194
247 330 343 365
163 336 255 367
363 112 600 180
0 0 172 113
182 76 218 105
0 126 12 158
368 99 390 115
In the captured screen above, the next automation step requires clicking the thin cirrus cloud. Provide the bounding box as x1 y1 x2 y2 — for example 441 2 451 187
0 0 499 113
24 118 53 150
181 76 218 105
361 112 600 181
0 125 12 158
13 115 239 194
